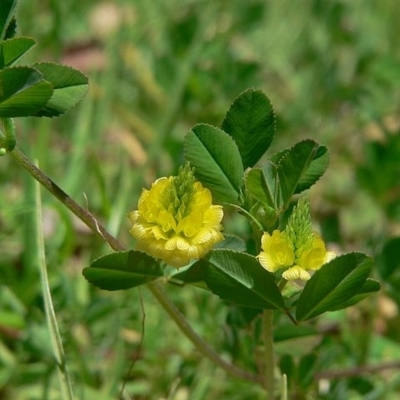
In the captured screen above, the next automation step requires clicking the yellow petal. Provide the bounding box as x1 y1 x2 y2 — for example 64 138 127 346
191 228 213 244
176 236 190 250
203 205 224 226
165 236 178 250
282 265 310 281
258 252 280 273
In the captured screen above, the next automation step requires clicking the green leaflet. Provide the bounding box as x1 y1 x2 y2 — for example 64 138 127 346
184 123 244 204
222 88 275 169
82 251 163 291
277 140 327 208
31 63 88 117
0 67 52 117
200 249 285 310
296 253 376 321
0 37 36 68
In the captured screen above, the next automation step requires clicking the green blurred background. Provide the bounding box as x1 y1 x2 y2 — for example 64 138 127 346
1 0 400 398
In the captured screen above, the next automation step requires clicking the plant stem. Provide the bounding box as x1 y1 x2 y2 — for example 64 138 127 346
263 310 275 399
9 146 124 252
0 118 16 152
8 145 261 385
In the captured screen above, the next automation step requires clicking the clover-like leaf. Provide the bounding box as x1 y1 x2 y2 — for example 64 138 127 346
184 123 244 204
295 145 329 193
221 88 275 169
200 249 285 310
31 62 88 117
277 140 326 208
245 164 278 209
328 278 380 311
0 37 36 68
296 253 374 321
83 251 163 291
0 66 52 117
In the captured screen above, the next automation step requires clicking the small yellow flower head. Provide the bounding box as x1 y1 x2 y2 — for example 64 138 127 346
128 163 224 268
257 230 295 273
258 197 335 281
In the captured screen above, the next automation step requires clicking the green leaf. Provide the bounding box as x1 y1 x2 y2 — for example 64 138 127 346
0 0 17 40
245 164 278 209
296 253 374 321
0 37 36 68
0 67 53 117
221 88 275 169
82 251 163 291
201 249 285 310
31 63 88 117
295 145 329 193
277 140 323 208
269 144 329 201
329 278 380 310
184 123 244 204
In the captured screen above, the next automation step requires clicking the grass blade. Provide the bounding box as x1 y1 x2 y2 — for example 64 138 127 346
32 162 75 400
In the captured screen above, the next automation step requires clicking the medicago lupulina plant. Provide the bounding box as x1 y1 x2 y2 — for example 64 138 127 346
0 1 380 397
84 88 379 322
83 89 380 396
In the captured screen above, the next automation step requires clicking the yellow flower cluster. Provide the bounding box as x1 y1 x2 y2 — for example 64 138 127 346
257 198 335 280
128 164 224 268
258 230 335 280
